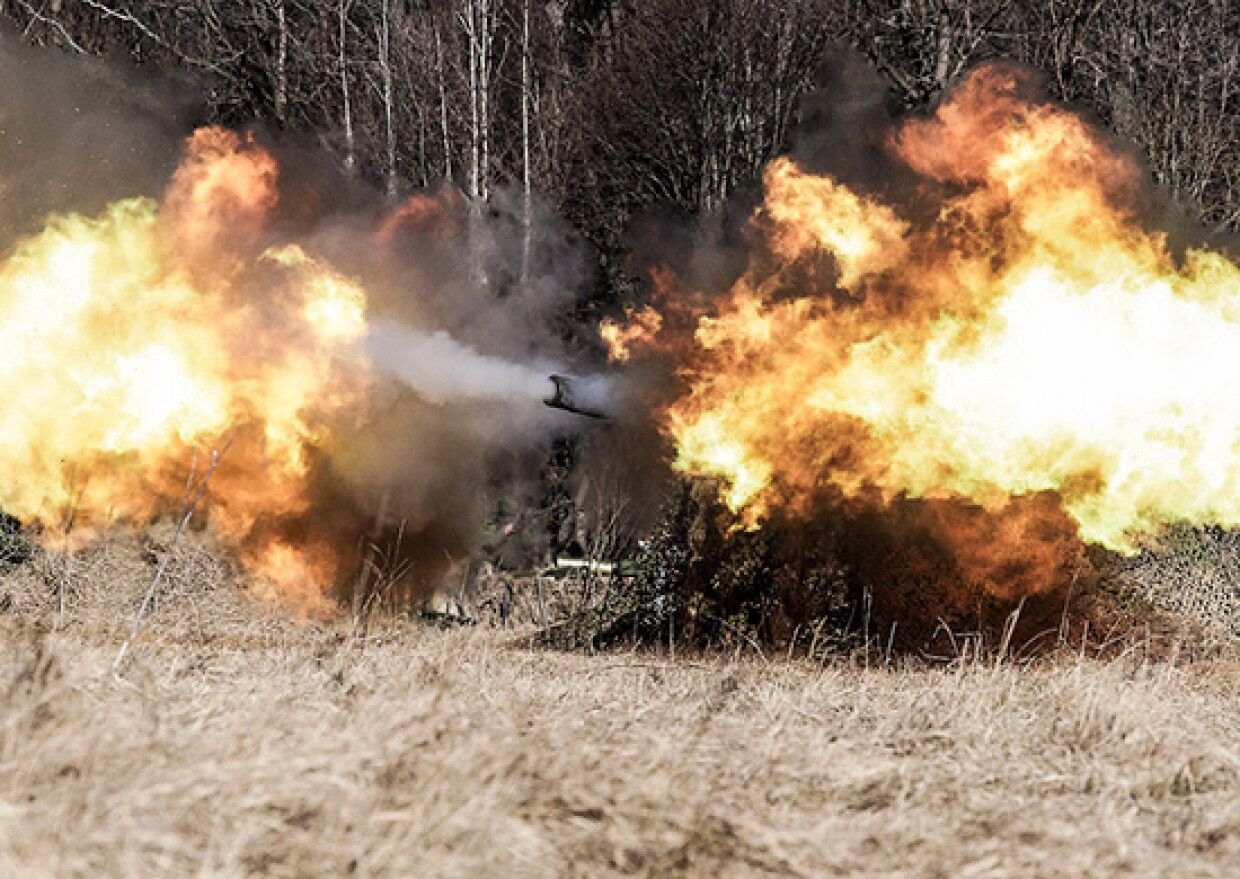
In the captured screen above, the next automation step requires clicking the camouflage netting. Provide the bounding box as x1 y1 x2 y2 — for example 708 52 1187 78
1104 525 1240 639
540 479 1236 658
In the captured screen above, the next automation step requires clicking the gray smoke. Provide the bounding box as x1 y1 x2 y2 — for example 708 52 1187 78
365 319 561 405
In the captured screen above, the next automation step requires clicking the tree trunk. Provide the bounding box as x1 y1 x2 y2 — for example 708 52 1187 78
338 0 355 174
274 0 288 123
460 0 494 290
520 0 532 292
378 0 397 197
463 0 481 201
434 19 452 180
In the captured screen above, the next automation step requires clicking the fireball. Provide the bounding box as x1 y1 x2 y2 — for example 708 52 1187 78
609 63 1240 581
0 127 370 610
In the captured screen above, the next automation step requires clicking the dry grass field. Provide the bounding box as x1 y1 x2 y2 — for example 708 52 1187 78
0 533 1236 878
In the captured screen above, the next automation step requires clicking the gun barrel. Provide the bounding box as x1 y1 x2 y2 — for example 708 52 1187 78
544 374 608 419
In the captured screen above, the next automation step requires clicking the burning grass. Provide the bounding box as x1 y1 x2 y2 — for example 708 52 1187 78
0 530 1235 877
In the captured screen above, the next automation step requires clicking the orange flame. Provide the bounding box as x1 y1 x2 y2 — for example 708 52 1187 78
609 63 1240 588
0 127 373 612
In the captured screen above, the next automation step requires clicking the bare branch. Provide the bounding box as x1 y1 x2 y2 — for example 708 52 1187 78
15 0 86 53
112 435 234 676
80 0 163 44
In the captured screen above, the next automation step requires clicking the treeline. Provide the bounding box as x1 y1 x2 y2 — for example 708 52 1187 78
5 0 1238 305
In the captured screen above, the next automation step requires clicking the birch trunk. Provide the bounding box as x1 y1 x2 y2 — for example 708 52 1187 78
338 0 355 174
274 0 287 122
520 0 532 292
434 19 452 180
378 0 397 197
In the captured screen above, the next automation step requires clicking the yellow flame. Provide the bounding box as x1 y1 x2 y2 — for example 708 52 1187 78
614 64 1240 555
0 127 372 607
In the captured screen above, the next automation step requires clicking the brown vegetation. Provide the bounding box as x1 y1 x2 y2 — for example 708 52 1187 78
0 533 1235 877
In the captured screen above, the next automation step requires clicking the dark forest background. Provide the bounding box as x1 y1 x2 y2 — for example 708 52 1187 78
4 0 1236 316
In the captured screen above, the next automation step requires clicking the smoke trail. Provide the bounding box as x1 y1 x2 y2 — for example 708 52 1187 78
364 320 560 405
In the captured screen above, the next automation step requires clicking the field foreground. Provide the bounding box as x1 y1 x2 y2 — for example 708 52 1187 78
0 602 1237 878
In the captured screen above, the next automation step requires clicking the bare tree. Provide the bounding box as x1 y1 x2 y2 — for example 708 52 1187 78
519 0 532 290
376 0 397 196
434 16 453 181
272 0 288 122
849 0 1014 106
1080 0 1239 233
3 0 1235 274
337 0 356 173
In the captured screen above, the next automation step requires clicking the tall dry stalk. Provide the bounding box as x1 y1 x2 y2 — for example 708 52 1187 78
112 438 231 674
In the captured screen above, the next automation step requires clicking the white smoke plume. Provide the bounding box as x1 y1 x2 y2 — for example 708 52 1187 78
365 320 561 405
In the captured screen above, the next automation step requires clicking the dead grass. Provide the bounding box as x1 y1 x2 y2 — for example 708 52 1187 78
0 535 1236 878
